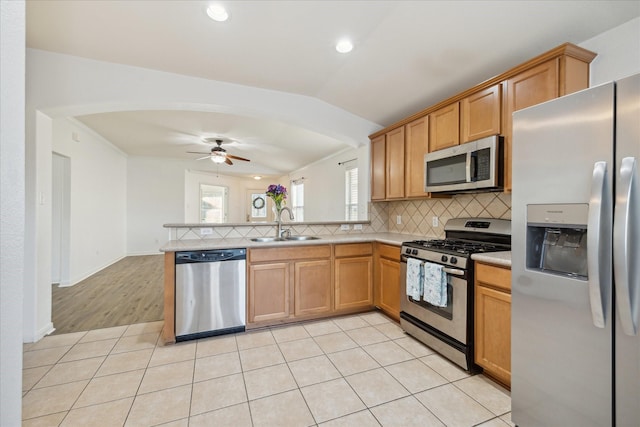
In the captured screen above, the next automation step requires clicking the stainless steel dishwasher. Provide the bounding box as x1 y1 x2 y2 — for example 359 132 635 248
175 248 246 342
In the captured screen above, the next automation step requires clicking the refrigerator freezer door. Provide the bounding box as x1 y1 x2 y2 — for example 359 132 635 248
511 82 615 427
614 73 640 427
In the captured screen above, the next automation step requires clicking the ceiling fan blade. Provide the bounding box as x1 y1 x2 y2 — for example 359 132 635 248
225 158 233 165
227 154 250 162
187 151 211 155
195 155 211 161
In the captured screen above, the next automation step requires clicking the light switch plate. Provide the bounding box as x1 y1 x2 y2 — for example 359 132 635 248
353 224 363 230
432 216 439 227
340 224 350 231
396 215 402 225
200 228 213 236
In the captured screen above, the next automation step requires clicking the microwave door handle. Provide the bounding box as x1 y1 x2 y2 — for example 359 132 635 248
614 157 638 335
466 152 472 183
587 161 612 328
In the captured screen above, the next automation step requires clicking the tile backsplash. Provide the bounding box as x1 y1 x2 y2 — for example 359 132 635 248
381 192 511 238
167 193 510 242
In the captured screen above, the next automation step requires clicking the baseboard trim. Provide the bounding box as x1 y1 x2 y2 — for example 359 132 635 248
62 255 126 287
24 322 55 343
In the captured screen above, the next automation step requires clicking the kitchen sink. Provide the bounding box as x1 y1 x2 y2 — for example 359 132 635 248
250 237 284 242
285 236 320 241
250 236 320 242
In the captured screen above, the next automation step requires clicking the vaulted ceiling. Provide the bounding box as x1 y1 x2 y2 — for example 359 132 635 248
26 1 640 176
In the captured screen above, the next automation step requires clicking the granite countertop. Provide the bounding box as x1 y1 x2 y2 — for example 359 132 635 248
471 251 512 268
160 232 430 252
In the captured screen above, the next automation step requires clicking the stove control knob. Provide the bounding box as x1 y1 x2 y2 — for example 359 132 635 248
405 248 411 255
450 257 458 264
441 255 448 262
411 249 418 256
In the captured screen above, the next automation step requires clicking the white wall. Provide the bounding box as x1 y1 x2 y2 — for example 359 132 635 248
52 118 128 285
581 17 640 84
1 0 25 423
289 145 370 221
127 157 187 255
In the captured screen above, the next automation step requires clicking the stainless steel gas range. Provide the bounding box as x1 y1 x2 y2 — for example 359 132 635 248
400 218 511 372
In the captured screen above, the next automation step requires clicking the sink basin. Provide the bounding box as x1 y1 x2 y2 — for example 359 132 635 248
250 237 285 242
250 236 320 242
286 236 320 241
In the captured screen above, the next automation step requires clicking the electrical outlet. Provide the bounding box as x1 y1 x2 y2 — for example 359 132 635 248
396 215 402 225
340 224 350 231
353 224 363 230
432 216 439 227
200 228 213 236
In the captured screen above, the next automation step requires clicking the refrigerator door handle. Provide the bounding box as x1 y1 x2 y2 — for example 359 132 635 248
587 161 611 328
613 156 638 336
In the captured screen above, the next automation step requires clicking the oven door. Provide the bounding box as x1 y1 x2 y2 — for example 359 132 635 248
400 257 468 344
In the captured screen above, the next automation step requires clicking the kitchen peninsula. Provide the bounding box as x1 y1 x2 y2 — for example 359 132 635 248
160 222 427 344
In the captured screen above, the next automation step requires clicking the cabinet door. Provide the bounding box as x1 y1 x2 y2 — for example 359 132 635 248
294 259 332 316
504 59 559 191
475 284 511 387
385 127 405 199
378 258 401 320
335 256 373 311
429 102 460 151
404 116 429 198
248 262 290 323
461 84 502 143
370 135 386 201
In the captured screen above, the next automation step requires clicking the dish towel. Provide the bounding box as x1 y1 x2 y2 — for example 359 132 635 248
423 262 448 307
406 258 423 301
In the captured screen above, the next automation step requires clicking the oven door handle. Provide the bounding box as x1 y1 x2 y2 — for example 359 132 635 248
443 267 465 276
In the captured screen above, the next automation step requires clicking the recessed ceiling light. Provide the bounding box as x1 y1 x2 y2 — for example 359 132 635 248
336 39 353 54
207 4 229 22
253 176 262 180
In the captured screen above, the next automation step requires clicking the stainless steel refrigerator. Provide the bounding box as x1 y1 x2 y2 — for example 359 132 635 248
511 73 639 427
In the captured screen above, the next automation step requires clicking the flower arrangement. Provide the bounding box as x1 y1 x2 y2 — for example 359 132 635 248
266 184 287 211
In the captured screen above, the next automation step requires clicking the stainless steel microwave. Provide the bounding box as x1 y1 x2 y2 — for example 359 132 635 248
424 135 503 193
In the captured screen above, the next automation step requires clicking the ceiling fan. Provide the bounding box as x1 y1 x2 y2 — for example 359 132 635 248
188 138 250 165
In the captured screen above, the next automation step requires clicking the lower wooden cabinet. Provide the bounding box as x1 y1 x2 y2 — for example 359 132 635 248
334 243 373 311
248 245 331 326
294 259 332 316
374 243 401 321
475 261 512 387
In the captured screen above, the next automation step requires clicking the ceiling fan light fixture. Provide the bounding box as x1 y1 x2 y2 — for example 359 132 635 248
211 152 227 163
206 4 229 22
253 176 262 180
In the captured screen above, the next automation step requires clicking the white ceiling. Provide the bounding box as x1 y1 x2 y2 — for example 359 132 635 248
26 0 640 177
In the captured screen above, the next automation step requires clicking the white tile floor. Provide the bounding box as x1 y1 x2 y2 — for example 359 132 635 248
22 312 514 426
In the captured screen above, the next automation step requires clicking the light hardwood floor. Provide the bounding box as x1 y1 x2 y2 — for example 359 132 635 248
52 255 164 334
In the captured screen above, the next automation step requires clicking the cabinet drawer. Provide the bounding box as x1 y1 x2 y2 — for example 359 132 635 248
335 243 373 258
475 262 511 292
250 245 331 263
377 243 400 260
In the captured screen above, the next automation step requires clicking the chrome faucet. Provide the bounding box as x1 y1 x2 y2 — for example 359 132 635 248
276 206 294 238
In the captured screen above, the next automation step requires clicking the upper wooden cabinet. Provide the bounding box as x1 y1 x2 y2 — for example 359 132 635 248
369 43 596 197
503 53 592 191
461 84 502 143
429 102 460 151
404 116 429 198
370 135 386 201
385 127 405 199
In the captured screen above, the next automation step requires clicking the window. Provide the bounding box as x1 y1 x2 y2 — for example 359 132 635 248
291 180 304 221
345 166 358 220
200 184 228 223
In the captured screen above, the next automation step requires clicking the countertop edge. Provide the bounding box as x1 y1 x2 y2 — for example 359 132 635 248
160 232 426 252
471 251 512 267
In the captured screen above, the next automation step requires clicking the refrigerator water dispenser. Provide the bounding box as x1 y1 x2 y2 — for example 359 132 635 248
526 204 589 278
